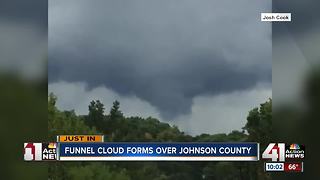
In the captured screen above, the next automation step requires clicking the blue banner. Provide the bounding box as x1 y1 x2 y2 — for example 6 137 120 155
58 142 259 161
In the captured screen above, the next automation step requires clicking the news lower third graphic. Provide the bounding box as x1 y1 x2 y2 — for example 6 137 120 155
262 143 305 172
58 142 258 161
24 135 258 161
24 142 57 161
24 135 304 173
56 135 104 142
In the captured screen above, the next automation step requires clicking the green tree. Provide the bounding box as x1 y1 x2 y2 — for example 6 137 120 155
110 100 123 120
203 162 240 180
67 163 130 180
48 94 98 180
108 100 124 140
48 94 272 180
243 99 272 144
242 99 272 180
88 100 105 131
48 94 97 139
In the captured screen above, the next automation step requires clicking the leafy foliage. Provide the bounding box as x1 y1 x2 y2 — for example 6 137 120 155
48 94 272 180
88 100 105 131
243 99 272 145
67 163 130 180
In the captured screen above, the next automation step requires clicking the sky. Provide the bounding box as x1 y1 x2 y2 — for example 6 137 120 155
273 0 320 108
48 0 272 135
0 0 47 80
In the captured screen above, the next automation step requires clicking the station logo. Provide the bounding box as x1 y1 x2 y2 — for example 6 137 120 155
285 144 305 159
24 143 42 161
262 143 305 162
24 142 57 161
262 143 285 162
42 143 57 160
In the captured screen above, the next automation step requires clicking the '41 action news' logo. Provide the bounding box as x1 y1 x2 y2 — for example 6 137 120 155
262 143 305 162
24 142 57 161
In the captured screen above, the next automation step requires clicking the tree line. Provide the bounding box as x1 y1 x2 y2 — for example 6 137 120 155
48 93 272 180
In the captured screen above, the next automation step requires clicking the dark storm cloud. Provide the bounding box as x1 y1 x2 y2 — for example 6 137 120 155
273 0 320 107
0 0 47 79
49 0 271 119
0 0 47 32
273 0 320 66
273 0 320 36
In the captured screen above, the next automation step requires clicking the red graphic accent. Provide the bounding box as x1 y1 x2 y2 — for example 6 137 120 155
24 143 36 160
269 144 280 159
284 162 303 172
